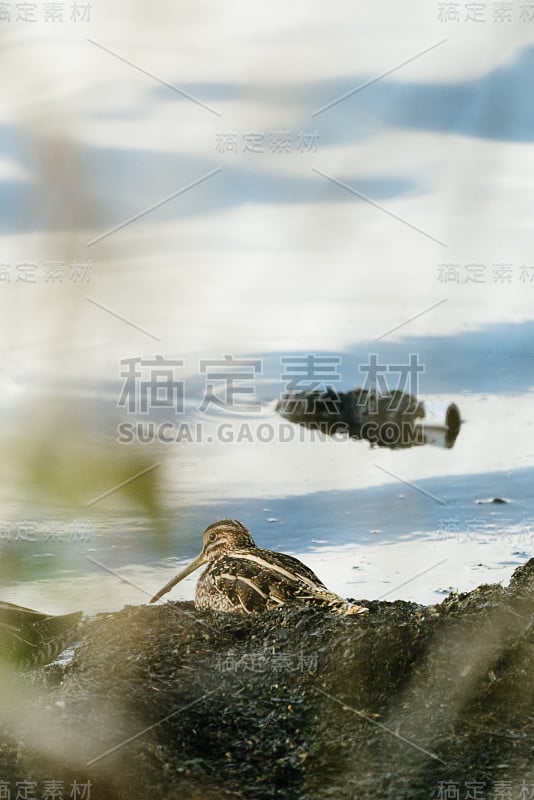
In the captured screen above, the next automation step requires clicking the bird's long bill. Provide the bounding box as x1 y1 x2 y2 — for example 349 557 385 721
149 551 207 603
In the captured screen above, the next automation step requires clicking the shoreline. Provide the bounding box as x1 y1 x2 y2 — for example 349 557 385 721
1 558 532 799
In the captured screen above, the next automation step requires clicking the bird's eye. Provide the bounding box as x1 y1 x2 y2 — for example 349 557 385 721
208 532 217 542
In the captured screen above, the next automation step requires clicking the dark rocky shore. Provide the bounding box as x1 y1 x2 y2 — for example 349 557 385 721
1 560 533 800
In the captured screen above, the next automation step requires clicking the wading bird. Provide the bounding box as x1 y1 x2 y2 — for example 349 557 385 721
150 519 368 615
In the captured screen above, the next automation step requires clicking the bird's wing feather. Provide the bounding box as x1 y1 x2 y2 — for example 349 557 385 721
240 548 328 590
212 569 270 613
208 549 335 611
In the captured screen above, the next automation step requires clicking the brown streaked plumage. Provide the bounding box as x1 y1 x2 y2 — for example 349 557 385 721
149 519 368 616
0 601 82 669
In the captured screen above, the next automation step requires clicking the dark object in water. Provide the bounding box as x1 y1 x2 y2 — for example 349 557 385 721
276 387 461 450
0 601 82 669
475 497 508 504
150 519 368 616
